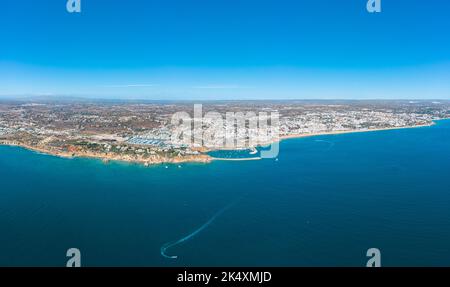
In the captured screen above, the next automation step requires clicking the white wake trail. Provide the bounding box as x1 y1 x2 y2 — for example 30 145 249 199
161 201 236 259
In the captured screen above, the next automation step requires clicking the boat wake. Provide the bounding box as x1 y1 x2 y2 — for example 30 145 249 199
315 139 335 150
160 201 237 259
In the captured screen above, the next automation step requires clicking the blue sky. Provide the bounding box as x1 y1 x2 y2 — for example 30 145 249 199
1 0 449 100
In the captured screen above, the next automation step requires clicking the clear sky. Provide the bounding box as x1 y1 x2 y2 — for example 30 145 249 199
1 0 449 100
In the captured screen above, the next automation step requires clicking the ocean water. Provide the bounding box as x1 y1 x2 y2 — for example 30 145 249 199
0 120 450 267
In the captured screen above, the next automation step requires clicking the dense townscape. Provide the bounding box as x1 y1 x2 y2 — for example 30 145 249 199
0 99 449 165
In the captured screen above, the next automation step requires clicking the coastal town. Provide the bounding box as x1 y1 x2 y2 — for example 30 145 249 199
0 99 449 165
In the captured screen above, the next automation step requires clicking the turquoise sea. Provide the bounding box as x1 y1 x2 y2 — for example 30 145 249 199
1 120 450 267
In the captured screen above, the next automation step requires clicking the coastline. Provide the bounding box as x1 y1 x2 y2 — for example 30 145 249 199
278 122 436 142
0 121 440 165
0 141 213 166
211 157 262 161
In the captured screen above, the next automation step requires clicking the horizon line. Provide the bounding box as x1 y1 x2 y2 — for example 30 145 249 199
0 95 449 103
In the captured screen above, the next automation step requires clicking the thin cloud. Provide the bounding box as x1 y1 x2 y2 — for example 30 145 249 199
101 84 158 88
193 85 249 89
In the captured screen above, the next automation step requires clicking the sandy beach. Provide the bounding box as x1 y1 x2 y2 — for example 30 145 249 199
278 122 435 142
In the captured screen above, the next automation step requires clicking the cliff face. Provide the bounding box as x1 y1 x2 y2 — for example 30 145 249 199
55 149 213 165
0 141 213 165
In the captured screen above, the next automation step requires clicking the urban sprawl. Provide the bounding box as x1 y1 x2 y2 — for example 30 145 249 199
0 100 449 165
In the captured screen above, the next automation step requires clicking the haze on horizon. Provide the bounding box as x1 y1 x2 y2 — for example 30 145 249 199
1 0 450 100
